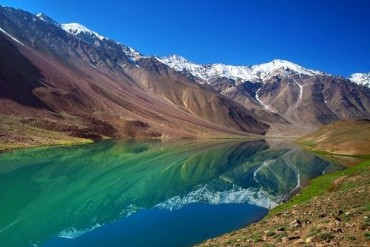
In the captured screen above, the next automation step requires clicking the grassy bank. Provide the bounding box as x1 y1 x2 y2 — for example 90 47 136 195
196 157 370 246
196 120 370 246
269 157 370 215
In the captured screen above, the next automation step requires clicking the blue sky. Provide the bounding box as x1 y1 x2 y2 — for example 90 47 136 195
1 0 369 76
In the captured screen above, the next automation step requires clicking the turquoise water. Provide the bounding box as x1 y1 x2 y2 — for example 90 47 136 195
0 140 343 247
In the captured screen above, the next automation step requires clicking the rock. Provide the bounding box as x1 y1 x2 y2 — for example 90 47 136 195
319 213 327 218
334 216 341 221
304 220 312 225
289 219 302 228
294 238 306 244
288 235 300 240
345 223 355 228
331 227 344 233
281 236 288 243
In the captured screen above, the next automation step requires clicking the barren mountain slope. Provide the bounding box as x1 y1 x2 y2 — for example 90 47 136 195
0 6 270 148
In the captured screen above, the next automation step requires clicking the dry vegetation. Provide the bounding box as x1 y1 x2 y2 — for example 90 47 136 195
298 120 370 156
0 114 92 151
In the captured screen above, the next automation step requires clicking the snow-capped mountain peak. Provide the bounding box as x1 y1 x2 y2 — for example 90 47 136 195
36 13 59 27
61 23 106 41
162 54 189 64
158 55 324 84
156 54 193 70
156 55 208 81
252 59 322 78
61 22 142 62
349 73 370 87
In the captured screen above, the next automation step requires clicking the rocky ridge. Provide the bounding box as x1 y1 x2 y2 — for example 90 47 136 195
158 55 370 127
0 5 370 147
0 5 271 147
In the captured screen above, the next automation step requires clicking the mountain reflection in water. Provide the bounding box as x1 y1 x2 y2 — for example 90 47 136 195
0 140 343 247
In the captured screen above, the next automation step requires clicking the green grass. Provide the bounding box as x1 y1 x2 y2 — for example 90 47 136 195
0 138 93 152
307 226 321 237
250 233 263 243
317 232 335 242
0 143 24 151
297 140 317 149
269 158 370 216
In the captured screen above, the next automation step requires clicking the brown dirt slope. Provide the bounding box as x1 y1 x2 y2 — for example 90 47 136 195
0 114 93 151
298 119 370 156
0 11 270 149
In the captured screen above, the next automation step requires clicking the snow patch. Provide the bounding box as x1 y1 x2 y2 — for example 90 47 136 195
255 89 275 113
61 23 106 41
115 41 142 63
89 63 98 69
158 55 323 85
0 27 24 46
349 73 370 87
36 13 59 26
252 59 322 79
289 73 303 106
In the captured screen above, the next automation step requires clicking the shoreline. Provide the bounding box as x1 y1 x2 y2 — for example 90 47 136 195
0 138 94 153
195 148 370 246
0 135 297 153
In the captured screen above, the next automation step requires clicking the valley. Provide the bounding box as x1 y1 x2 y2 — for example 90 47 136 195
0 5 370 150
0 3 369 247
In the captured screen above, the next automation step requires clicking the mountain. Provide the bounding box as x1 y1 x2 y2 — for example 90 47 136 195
158 55 370 127
0 6 270 148
0 5 369 147
349 72 370 87
35 13 59 26
157 55 323 84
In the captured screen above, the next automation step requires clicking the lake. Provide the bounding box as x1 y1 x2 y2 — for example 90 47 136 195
0 140 343 247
